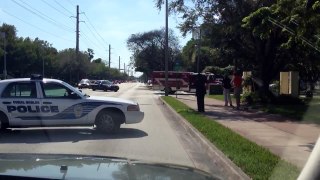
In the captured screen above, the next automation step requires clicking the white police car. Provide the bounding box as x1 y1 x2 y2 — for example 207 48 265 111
0 75 144 133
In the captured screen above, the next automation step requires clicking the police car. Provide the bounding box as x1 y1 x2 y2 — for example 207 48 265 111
0 75 144 133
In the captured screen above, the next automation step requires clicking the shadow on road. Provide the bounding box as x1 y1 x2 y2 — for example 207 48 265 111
299 142 315 152
137 85 152 90
153 92 195 96
0 127 148 144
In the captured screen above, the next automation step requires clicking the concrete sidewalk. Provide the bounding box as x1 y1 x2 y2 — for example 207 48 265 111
175 95 320 169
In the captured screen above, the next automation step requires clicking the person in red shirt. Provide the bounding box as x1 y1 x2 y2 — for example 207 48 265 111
231 70 242 110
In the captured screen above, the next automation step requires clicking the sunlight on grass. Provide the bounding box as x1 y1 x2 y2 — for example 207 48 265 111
208 94 320 124
162 96 300 180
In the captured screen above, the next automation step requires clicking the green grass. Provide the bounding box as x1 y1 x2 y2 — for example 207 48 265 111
208 95 320 124
261 97 320 124
162 96 300 180
207 94 224 101
207 94 237 104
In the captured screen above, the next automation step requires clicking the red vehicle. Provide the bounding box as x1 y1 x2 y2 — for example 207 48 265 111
152 71 222 93
152 71 192 93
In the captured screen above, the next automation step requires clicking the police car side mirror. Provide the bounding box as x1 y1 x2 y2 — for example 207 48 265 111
70 92 81 99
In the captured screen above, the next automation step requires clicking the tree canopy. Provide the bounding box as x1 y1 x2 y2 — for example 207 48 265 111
156 0 320 95
127 28 181 77
0 23 128 84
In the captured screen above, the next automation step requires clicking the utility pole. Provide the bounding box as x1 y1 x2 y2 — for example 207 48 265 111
42 55 44 77
124 63 125 74
76 5 79 54
108 44 111 68
75 5 80 82
197 29 201 73
164 0 169 96
118 56 120 71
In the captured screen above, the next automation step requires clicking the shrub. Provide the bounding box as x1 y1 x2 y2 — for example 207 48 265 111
274 95 304 105
241 91 261 105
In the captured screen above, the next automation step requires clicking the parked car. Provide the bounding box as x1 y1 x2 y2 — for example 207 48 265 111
91 80 120 92
89 80 97 89
77 79 90 89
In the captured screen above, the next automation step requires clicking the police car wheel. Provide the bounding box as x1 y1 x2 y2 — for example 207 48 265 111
95 110 120 134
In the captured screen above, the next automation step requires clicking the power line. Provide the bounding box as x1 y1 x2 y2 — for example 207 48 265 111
15 0 74 32
66 0 75 7
83 21 106 48
83 13 108 45
1 9 74 43
81 33 106 52
53 0 73 16
80 36 91 48
81 37 106 59
40 0 71 17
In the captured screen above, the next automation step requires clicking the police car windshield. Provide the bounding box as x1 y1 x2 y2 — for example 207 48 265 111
61 81 88 97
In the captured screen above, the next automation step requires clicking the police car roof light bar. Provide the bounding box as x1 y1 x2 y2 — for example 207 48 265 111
30 74 43 80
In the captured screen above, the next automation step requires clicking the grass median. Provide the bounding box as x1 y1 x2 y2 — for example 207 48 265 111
162 96 300 180
208 95 320 124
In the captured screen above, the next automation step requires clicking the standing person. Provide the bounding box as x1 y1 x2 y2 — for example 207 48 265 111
195 73 207 112
232 70 242 110
222 73 233 107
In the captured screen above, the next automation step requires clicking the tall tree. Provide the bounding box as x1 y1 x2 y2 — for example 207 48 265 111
86 48 94 61
156 0 274 70
127 28 181 77
242 0 320 91
0 23 129 83
157 1 317 98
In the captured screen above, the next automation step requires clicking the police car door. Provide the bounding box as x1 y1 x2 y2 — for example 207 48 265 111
1 81 41 126
40 82 86 126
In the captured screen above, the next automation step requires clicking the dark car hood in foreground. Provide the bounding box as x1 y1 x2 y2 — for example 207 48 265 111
0 153 220 180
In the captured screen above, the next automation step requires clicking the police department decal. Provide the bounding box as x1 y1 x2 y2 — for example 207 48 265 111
74 104 83 118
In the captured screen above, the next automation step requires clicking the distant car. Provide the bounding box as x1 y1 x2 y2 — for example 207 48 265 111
89 80 97 89
91 80 120 92
78 79 90 89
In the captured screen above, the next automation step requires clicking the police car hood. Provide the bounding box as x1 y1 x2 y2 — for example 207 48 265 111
0 153 218 180
87 96 137 105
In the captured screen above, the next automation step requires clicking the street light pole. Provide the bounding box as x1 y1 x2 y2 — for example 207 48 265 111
164 0 169 96
42 57 44 77
1 32 6 79
197 29 201 73
192 27 201 73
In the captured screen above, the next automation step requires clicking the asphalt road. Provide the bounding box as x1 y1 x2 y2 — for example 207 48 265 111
0 83 238 179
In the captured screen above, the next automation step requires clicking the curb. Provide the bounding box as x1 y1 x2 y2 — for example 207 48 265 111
159 97 251 180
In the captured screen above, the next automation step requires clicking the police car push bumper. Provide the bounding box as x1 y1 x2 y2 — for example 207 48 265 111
125 111 144 124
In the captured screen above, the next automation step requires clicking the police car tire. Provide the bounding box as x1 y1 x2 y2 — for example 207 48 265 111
95 110 120 134
0 112 9 130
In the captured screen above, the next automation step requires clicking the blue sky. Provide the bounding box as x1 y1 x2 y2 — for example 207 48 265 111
0 0 191 76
